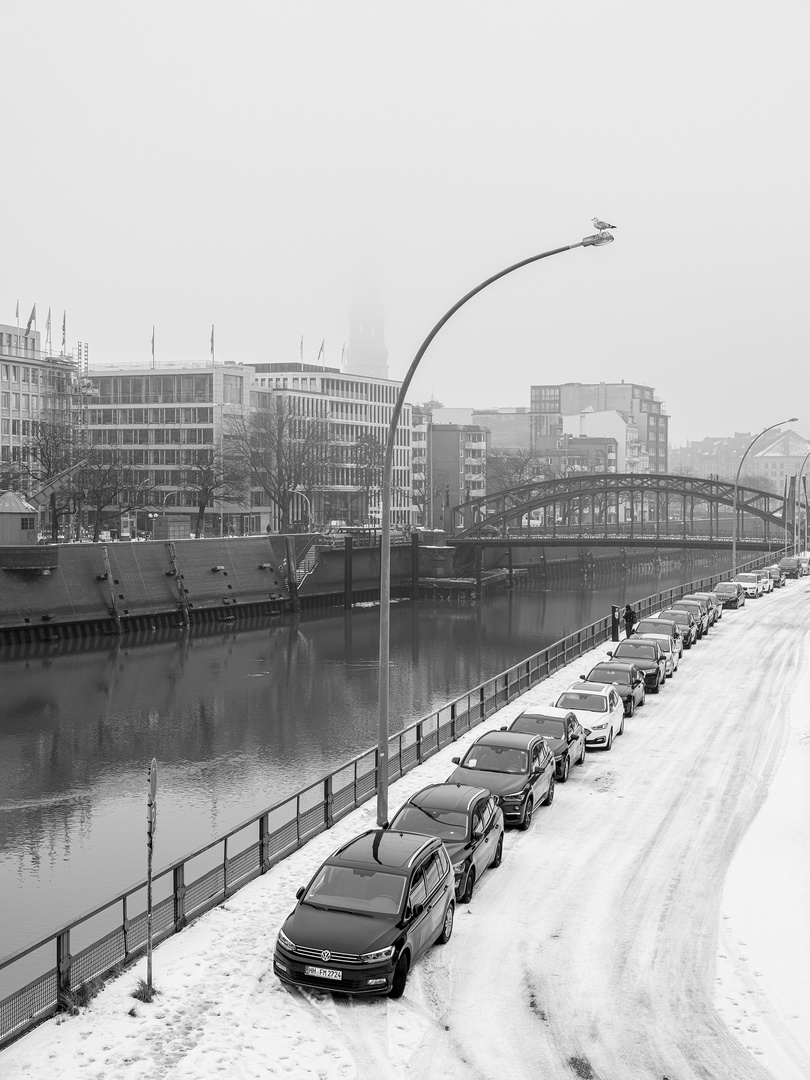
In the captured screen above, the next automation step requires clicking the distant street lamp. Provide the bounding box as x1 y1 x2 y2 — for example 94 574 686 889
293 488 312 530
375 227 616 825
731 417 798 571
795 450 810 555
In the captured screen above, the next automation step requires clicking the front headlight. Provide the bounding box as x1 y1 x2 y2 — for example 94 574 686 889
502 789 526 800
591 721 608 730
277 928 297 952
360 945 396 964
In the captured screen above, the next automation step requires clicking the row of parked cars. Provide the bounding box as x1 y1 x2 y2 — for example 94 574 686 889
273 560 799 999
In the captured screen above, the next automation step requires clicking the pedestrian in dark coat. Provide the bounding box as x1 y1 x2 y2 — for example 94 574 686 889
623 604 636 638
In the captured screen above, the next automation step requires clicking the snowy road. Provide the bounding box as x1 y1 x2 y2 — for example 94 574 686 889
3 581 809 1080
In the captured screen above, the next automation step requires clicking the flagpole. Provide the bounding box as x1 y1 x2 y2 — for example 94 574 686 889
151 327 155 370
211 324 215 368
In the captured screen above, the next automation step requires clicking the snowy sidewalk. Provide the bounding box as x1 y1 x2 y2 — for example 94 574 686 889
2 583 809 1080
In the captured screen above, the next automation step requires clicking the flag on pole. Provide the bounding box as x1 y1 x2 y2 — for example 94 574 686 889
46 307 51 336
299 335 303 361
62 311 66 350
15 300 19 324
317 339 325 361
151 326 155 368
210 324 215 364
24 304 36 337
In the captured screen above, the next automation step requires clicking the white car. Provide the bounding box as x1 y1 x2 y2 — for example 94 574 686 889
634 632 679 676
754 570 774 594
733 573 763 598
552 683 625 751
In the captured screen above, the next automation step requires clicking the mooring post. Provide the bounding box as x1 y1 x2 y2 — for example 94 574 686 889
344 536 353 610
285 536 299 612
411 531 419 597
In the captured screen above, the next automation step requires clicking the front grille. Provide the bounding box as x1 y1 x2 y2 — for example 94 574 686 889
294 944 361 963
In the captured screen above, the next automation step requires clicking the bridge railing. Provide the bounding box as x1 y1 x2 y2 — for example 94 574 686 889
0 552 774 1050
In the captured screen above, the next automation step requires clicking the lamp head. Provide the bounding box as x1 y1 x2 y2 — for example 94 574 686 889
582 232 615 247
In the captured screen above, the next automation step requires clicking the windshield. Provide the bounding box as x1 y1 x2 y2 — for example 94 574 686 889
390 804 469 842
460 745 528 774
660 611 690 626
304 865 406 916
515 717 566 737
589 668 630 685
735 574 756 582
555 692 607 713
636 621 670 634
615 642 656 660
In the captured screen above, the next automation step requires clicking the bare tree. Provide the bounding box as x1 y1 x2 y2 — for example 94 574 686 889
19 420 80 540
226 395 333 532
487 447 549 492
67 450 153 542
350 432 385 520
180 445 249 538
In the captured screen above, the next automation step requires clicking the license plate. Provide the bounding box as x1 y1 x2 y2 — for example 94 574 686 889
304 965 342 981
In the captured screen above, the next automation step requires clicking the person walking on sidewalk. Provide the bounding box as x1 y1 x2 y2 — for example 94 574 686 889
623 604 637 638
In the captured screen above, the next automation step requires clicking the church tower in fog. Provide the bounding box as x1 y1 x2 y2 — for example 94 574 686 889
345 278 389 380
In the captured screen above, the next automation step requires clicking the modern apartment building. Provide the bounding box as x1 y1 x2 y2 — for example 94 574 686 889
0 323 83 482
251 362 412 527
531 381 669 472
428 423 489 530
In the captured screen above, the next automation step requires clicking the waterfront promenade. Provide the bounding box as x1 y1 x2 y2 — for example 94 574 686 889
2 581 808 1079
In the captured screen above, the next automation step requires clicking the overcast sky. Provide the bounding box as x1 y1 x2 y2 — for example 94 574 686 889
3 0 809 444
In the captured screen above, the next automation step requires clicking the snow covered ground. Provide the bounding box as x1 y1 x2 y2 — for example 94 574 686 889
3 581 809 1080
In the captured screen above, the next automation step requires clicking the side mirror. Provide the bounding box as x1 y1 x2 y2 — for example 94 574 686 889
473 827 484 840
606 651 613 658
411 903 424 919
451 756 460 765
296 886 305 900
579 674 587 680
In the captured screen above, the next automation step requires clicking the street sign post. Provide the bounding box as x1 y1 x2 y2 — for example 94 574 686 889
146 758 157 993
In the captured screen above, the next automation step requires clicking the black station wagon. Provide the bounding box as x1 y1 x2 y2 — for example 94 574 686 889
389 784 504 903
447 729 555 830
274 829 454 999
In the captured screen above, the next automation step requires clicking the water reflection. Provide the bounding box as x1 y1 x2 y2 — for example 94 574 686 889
0 561 726 957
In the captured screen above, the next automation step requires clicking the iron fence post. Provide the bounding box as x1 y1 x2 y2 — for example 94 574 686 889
57 930 71 1000
174 864 187 931
325 775 334 828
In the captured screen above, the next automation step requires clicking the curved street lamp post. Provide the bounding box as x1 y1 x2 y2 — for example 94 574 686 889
375 228 615 825
795 450 810 555
731 417 798 572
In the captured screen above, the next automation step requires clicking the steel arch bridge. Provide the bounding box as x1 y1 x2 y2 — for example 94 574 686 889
452 473 793 546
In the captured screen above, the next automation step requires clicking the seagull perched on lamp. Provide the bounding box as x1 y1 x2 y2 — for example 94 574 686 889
592 217 617 231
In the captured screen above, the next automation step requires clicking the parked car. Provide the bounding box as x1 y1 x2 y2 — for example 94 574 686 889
274 828 455 998
634 617 684 657
763 565 786 588
389 784 504 904
579 661 646 716
754 570 774 594
797 556 810 576
607 638 667 691
685 591 722 623
507 707 587 781
777 557 801 579
655 608 698 647
634 632 679 677
552 683 625 751
714 581 745 608
670 598 710 637
447 730 555 830
733 572 764 598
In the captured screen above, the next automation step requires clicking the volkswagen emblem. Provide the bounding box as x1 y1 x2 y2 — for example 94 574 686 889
321 950 331 962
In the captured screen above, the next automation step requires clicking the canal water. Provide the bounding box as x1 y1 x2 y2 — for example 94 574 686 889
0 561 726 962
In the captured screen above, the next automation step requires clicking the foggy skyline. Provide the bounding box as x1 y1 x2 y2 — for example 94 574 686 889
3 0 809 446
